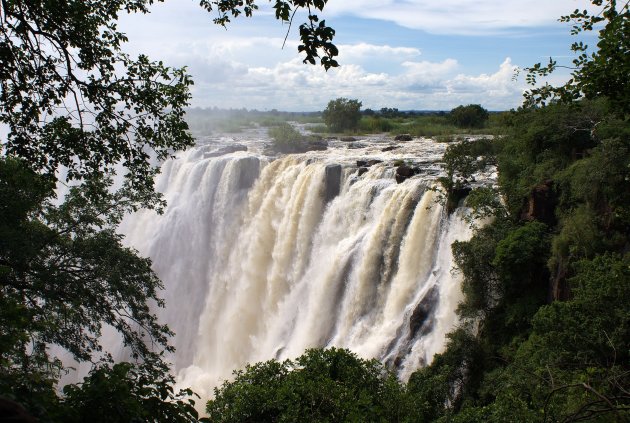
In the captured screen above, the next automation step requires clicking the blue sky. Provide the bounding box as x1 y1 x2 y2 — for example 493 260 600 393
118 0 598 111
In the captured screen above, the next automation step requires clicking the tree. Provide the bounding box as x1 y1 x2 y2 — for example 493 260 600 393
524 0 630 115
206 348 406 423
448 104 489 128
438 138 496 212
416 3 630 422
60 361 201 422
322 97 362 132
0 0 339 419
0 0 339 207
0 157 187 417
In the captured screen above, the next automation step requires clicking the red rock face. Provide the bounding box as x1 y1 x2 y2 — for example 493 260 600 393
521 180 557 225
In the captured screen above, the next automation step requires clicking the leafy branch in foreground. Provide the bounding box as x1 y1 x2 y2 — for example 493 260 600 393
0 0 339 210
0 157 178 416
524 0 629 115
0 0 340 419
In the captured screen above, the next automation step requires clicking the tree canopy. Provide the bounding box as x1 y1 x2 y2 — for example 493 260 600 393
524 0 630 115
449 104 490 128
415 1 630 420
0 0 339 207
207 348 407 423
322 97 362 132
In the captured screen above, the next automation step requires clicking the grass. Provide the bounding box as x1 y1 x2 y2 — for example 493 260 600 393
185 108 510 139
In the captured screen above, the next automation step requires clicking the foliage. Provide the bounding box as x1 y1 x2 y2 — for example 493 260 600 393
436 94 629 419
497 99 607 217
322 97 362 132
185 109 509 138
198 1 338 69
449 104 490 128
0 0 340 420
524 0 630 115
359 115 397 132
61 361 201 423
0 157 188 419
207 348 407 423
267 123 325 153
268 122 306 153
0 0 338 207
414 3 630 420
464 187 507 222
438 138 496 212
268 122 305 145
407 327 485 421
0 0 194 209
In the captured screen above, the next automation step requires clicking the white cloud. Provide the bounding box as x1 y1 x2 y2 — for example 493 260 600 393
176 37 527 110
113 1 578 111
326 0 597 35
447 58 518 96
339 43 421 62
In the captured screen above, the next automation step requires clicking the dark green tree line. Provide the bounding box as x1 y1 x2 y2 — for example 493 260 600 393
407 1 630 421
449 104 489 128
207 348 408 423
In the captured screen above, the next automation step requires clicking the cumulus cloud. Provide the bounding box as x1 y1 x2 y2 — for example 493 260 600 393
115 1 576 111
339 43 422 63
176 38 526 111
447 58 518 95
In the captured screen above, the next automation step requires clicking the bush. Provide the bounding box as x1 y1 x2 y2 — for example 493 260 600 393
322 98 362 132
267 123 305 153
449 104 489 128
358 116 396 132
206 348 406 423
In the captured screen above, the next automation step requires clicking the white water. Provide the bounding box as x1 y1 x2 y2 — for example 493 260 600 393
120 133 474 397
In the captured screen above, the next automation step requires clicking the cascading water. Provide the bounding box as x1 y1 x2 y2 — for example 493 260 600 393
120 132 475 398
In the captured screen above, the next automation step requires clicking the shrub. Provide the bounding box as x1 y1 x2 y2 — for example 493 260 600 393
322 98 362 132
449 104 489 128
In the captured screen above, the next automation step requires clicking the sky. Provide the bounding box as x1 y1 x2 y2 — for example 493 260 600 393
117 0 598 111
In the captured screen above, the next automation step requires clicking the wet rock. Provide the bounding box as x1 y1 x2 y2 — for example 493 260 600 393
347 142 367 149
339 136 357 142
324 164 342 203
521 180 556 225
204 144 247 158
409 285 439 338
236 157 260 190
394 134 413 141
381 145 399 152
395 164 419 183
447 185 472 213
357 167 369 177
271 139 328 154
356 159 382 168
307 140 328 151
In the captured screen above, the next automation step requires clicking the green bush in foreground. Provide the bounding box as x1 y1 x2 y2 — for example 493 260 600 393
207 348 408 423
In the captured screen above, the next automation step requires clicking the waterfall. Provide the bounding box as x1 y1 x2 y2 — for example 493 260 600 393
120 136 474 397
